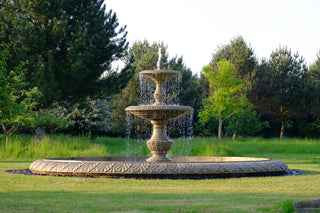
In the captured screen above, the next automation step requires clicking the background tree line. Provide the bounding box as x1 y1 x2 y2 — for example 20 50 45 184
1 1 320 141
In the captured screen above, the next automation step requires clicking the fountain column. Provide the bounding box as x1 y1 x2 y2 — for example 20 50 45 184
146 120 172 162
146 50 172 162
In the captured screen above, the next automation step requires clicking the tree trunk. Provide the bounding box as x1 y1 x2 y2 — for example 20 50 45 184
232 119 238 140
280 105 285 139
280 119 285 139
5 135 9 147
218 113 223 140
1 123 17 146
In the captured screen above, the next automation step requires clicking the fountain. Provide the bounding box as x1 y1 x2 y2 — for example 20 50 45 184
126 49 193 162
29 49 288 178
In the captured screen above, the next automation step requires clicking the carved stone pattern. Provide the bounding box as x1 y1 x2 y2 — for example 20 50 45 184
29 157 288 176
146 140 172 151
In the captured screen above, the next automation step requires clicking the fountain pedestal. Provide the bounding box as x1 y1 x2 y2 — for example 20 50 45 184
146 120 172 162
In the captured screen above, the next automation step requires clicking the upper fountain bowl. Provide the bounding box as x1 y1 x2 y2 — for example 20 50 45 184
140 70 179 83
125 105 193 121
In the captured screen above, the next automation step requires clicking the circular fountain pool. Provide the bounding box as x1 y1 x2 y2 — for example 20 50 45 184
29 156 288 178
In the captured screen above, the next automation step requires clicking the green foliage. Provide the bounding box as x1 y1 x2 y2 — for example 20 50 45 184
300 120 320 138
1 0 129 105
199 60 251 138
167 56 198 105
195 113 218 136
33 111 70 134
251 46 317 138
307 51 320 116
49 98 113 136
203 61 245 115
211 36 256 79
210 36 256 100
225 106 270 136
308 51 320 85
198 37 260 138
0 44 41 145
279 200 295 213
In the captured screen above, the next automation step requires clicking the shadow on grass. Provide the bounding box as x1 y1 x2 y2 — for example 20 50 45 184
5 168 309 180
297 169 320 175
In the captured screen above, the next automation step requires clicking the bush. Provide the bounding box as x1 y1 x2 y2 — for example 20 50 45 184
49 98 113 136
299 123 320 138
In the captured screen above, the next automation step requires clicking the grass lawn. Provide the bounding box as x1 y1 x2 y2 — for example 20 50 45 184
1 136 320 212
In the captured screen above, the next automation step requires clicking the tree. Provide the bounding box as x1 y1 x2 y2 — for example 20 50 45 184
306 51 320 131
308 51 320 88
49 98 112 136
207 36 257 138
251 47 316 138
210 36 256 80
225 105 269 137
1 0 129 105
199 60 250 139
0 44 40 146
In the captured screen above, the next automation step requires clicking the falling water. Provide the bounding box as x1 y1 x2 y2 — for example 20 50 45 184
168 111 194 156
139 72 181 105
139 74 155 105
125 112 132 156
126 111 151 156
124 71 193 156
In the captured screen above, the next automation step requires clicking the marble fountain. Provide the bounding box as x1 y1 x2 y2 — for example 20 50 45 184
29 51 288 178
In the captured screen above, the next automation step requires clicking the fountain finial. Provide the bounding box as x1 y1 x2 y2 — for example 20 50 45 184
156 47 164 70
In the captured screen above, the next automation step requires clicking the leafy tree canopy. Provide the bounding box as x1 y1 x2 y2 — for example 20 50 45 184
211 36 256 79
0 44 41 145
199 60 250 139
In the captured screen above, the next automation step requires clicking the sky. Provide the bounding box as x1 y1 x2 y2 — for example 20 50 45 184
105 0 320 75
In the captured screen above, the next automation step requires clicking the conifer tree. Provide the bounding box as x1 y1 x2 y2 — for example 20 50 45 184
210 36 256 80
0 0 129 105
309 51 320 87
252 47 317 138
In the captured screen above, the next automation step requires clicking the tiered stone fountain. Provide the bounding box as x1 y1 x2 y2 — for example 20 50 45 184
125 54 193 162
29 51 288 178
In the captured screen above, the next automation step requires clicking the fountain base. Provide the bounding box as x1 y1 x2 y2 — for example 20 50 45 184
146 153 172 162
29 156 288 178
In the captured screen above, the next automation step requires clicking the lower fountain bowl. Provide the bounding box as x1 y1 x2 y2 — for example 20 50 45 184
29 156 288 178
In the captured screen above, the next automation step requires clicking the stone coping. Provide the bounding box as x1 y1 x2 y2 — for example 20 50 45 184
43 156 269 163
125 105 194 111
29 156 288 178
125 105 193 120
